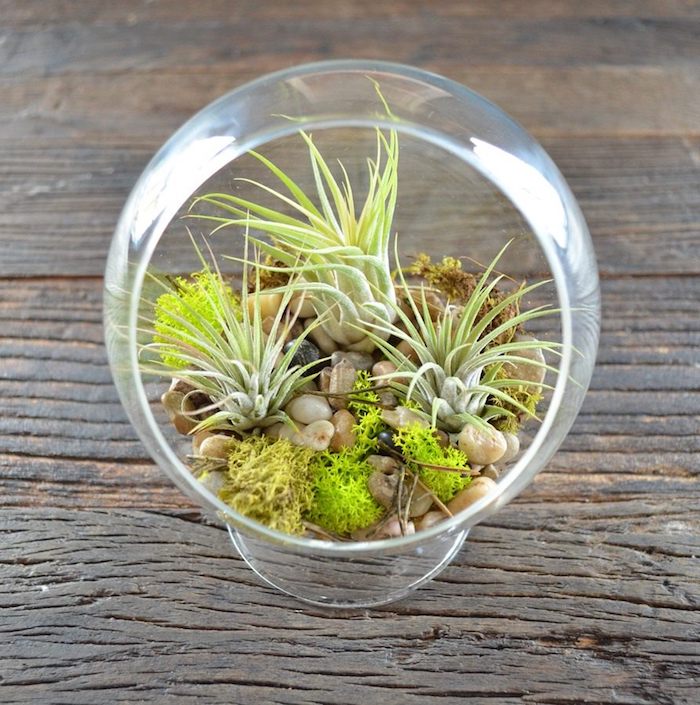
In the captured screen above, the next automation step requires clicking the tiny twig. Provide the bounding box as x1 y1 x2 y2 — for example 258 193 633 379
408 458 475 477
302 520 351 542
406 469 453 518
402 471 418 530
396 466 407 535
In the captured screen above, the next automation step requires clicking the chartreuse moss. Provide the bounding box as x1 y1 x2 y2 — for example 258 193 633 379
306 372 385 535
305 452 383 536
393 423 471 503
218 436 314 535
153 269 241 369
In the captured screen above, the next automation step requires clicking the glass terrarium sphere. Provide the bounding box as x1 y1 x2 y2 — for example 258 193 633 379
104 60 600 608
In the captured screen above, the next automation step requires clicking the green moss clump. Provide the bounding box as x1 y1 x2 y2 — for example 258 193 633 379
306 451 383 536
348 370 384 455
393 423 471 503
218 436 314 535
304 371 386 535
153 269 241 369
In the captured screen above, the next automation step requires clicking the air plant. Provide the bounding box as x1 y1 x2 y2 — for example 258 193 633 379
138 235 320 434
188 98 399 349
363 242 561 433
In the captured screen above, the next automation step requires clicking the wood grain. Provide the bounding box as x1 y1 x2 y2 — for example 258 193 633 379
0 508 697 704
1 1 698 703
1 137 699 277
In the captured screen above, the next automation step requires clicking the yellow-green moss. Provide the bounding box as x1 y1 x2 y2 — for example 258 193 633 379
218 436 314 535
393 423 471 502
304 371 386 535
306 451 383 535
153 269 241 369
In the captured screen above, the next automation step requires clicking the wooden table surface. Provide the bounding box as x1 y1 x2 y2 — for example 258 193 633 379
1 2 699 703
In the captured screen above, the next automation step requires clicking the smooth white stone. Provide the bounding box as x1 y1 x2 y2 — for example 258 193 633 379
285 394 333 424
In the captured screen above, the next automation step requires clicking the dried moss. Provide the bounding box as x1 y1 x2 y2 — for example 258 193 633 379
408 253 521 346
218 436 315 535
407 253 477 302
249 255 291 291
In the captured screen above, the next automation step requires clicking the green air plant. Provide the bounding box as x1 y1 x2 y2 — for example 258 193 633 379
364 242 561 433
139 236 321 434
188 94 399 349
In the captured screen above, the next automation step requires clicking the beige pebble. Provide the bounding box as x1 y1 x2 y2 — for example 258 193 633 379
378 389 398 408
329 359 356 409
375 516 415 539
246 291 283 320
500 432 521 464
457 423 507 465
331 350 373 371
199 434 232 460
371 360 397 378
198 470 227 495
368 469 398 509
366 454 400 474
396 339 420 363
330 409 356 452
382 405 428 430
480 464 500 481
285 393 333 424
304 319 338 354
319 367 332 394
292 419 335 451
447 477 498 514
192 429 213 455
407 484 434 518
434 429 450 448
289 292 315 318
161 390 197 435
285 320 304 343
414 510 446 531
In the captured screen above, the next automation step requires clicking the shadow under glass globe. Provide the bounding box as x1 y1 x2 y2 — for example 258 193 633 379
104 60 600 608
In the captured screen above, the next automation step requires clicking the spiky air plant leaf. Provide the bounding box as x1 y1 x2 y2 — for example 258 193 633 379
188 91 399 349
362 242 562 433
137 234 320 434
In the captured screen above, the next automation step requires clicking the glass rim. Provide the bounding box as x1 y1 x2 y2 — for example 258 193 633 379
111 59 582 556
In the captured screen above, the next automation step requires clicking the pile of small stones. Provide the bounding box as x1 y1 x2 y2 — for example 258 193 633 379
160 290 537 539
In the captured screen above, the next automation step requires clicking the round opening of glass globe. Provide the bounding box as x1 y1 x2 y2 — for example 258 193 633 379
105 61 600 608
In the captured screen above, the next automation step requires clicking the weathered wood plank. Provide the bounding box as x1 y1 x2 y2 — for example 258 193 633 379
0 507 697 704
3 0 700 26
2 66 699 145
2 15 700 79
1 138 699 277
